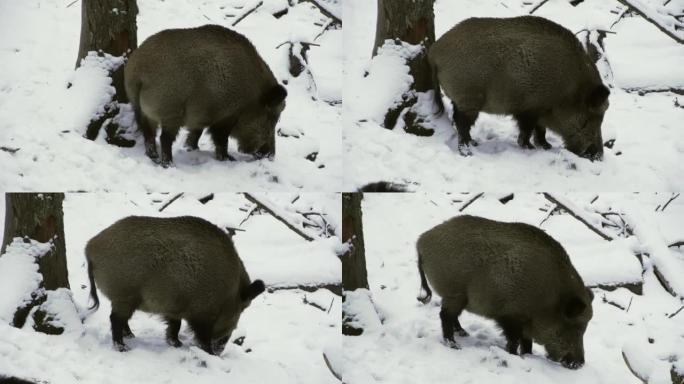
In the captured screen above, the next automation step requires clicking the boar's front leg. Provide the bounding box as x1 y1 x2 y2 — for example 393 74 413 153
496 317 528 355
188 318 215 355
533 124 551 150
514 113 538 150
209 118 236 162
164 317 182 347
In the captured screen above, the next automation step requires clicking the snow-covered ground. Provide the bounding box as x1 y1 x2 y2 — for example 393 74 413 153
344 192 684 384
0 0 341 191
343 0 684 191
0 192 341 384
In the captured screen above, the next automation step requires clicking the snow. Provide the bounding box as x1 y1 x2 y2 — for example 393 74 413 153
0 0 341 192
343 0 684 191
343 192 684 384
0 193 341 384
0 238 51 322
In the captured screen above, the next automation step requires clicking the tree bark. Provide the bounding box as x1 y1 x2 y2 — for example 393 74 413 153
342 193 368 291
2 193 70 333
77 0 138 146
373 0 436 136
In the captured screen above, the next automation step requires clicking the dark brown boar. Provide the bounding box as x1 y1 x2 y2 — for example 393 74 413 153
417 215 594 369
85 216 264 355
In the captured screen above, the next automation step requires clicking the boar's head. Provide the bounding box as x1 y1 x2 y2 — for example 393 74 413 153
232 85 287 160
541 84 609 161
531 289 594 369
209 279 265 355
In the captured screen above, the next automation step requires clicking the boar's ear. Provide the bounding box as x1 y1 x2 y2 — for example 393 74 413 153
261 84 287 108
586 84 610 111
241 279 265 302
564 296 587 319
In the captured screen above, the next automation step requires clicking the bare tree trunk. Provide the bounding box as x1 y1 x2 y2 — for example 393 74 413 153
342 193 370 336
2 193 70 334
76 0 138 146
342 193 368 291
373 0 436 136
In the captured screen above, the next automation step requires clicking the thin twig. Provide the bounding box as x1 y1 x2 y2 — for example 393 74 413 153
539 204 559 226
459 192 484 212
529 0 551 14
658 193 679 212
232 0 264 27
243 193 315 241
66 0 79 8
323 353 342 382
327 297 334 314
158 193 184 212
668 305 684 318
543 193 613 241
299 0 341 26
669 241 684 248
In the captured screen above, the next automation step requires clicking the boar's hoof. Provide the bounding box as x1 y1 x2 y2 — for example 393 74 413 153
457 144 474 157
456 329 469 337
166 338 182 348
146 147 160 161
114 342 130 352
534 137 552 150
444 339 461 349
517 137 535 150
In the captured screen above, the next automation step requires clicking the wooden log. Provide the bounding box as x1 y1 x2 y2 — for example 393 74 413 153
543 193 613 241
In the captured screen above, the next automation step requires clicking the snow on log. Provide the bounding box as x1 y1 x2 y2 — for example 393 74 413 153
0 238 48 322
243 193 316 241
343 289 382 336
543 193 614 241
614 0 684 44
622 208 684 297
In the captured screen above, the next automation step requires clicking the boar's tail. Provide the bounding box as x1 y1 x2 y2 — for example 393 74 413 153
429 61 444 116
87 261 99 312
416 251 432 304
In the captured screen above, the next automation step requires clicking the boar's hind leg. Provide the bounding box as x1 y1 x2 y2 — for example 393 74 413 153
122 321 134 338
185 129 202 151
164 317 182 347
496 317 527 355
514 113 539 150
440 296 468 346
451 102 479 156
208 120 235 161
110 304 136 351
159 127 179 167
139 114 159 161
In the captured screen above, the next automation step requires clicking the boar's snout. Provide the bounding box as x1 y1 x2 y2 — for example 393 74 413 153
560 354 584 370
255 142 275 160
581 144 603 161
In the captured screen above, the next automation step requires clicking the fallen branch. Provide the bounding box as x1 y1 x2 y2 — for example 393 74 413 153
323 353 342 382
542 193 613 241
232 0 264 27
243 193 315 241
0 146 20 154
669 241 684 248
267 283 342 296
528 0 551 14
668 304 684 318
158 193 184 212
622 351 648 384
614 0 684 44
299 0 341 26
459 192 484 212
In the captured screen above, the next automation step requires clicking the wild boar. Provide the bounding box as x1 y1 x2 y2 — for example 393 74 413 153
416 215 593 369
428 16 609 159
124 25 287 167
85 216 265 355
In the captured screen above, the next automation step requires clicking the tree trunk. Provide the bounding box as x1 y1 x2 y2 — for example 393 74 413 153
2 193 70 333
373 0 436 136
76 0 138 146
342 193 368 291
